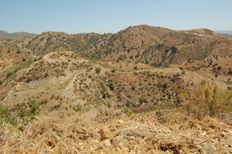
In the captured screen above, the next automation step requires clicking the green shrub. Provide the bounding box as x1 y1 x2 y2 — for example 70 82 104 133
0 98 40 126
18 98 40 120
28 98 40 114
121 107 133 116
0 106 16 125
18 104 31 119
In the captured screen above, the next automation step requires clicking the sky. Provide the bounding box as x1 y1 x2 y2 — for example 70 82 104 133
0 0 232 34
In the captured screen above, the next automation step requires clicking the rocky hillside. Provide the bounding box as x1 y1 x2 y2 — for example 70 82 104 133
100 26 232 65
1 25 231 79
5 25 230 67
26 32 112 57
0 25 232 153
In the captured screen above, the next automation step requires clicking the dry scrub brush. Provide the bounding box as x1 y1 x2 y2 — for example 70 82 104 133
183 83 232 119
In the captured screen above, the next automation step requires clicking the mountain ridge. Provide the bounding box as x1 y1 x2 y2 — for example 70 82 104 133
0 30 36 37
2 25 231 35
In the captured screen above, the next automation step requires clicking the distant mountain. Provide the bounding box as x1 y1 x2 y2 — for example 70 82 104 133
216 31 232 36
0 30 10 35
0 30 36 37
11 32 36 37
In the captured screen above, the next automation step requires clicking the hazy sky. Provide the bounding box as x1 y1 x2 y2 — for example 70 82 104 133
0 0 231 33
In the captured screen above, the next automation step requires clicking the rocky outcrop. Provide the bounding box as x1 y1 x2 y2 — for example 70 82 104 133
141 44 177 66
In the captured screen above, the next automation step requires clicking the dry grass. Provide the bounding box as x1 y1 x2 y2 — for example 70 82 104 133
183 83 232 119
1 104 232 154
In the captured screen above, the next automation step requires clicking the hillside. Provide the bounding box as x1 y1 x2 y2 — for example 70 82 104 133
15 25 232 66
0 25 232 153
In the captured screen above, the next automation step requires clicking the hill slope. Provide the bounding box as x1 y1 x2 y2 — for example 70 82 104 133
20 25 232 66
0 25 232 153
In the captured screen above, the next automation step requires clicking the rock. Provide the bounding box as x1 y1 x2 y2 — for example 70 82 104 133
99 126 111 140
103 139 112 147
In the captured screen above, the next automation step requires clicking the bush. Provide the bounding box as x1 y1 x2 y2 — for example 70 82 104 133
121 107 133 116
95 68 101 74
107 80 115 91
19 98 40 120
0 98 40 126
139 97 147 104
28 98 40 115
184 84 232 119
0 106 16 125
111 69 116 73
5 61 32 78
73 104 82 112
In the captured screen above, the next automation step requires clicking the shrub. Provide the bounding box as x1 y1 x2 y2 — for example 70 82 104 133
155 111 166 123
18 104 31 119
18 98 40 120
107 80 115 91
101 89 110 99
117 55 124 61
95 68 101 74
184 83 232 119
0 98 41 126
44 71 49 77
16 50 21 54
0 106 16 125
131 86 136 90
28 98 40 115
121 107 133 116
111 69 116 73
5 61 32 78
228 68 232 75
139 97 147 104
73 104 82 112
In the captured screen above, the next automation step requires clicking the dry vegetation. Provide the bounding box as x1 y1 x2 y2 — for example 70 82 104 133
0 25 232 153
